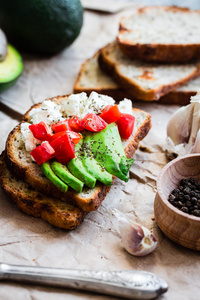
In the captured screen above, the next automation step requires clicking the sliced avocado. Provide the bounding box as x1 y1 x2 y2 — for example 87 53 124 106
67 140 96 189
119 156 134 176
81 153 113 186
51 161 84 193
84 123 134 182
0 44 23 92
40 162 68 193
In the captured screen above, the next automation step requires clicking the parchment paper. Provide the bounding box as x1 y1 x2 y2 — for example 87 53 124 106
0 2 199 300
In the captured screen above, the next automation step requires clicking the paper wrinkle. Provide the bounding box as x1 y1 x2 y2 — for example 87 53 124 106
0 4 200 300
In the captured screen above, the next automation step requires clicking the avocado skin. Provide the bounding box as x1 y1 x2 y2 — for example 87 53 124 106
51 161 84 193
84 123 133 182
0 0 83 55
0 44 23 92
40 162 68 193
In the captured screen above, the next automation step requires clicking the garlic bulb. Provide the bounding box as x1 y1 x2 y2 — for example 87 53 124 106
167 103 194 145
166 89 200 156
110 208 157 256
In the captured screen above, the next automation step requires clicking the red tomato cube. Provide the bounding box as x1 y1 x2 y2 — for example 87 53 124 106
99 105 121 124
117 114 135 139
81 113 107 132
30 141 55 165
50 133 75 164
29 121 52 141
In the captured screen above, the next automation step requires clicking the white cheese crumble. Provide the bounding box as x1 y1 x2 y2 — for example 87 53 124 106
118 98 133 115
61 92 115 118
29 100 64 125
22 92 133 152
21 122 41 152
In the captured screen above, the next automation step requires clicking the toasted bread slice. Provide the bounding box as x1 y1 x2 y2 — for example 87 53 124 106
74 49 199 105
99 41 200 101
4 95 151 212
117 6 200 63
73 50 129 101
0 153 86 230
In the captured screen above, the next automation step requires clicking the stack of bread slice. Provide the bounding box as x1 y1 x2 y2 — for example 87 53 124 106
74 6 200 104
0 94 151 230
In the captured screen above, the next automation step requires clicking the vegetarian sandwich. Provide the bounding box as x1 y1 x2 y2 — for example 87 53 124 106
0 92 151 229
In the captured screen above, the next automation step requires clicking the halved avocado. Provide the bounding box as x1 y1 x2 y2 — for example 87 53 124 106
0 44 23 92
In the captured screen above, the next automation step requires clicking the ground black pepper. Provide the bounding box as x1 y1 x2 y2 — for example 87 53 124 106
168 177 200 217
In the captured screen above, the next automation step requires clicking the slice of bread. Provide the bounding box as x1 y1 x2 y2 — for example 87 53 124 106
4 95 151 213
0 152 86 230
99 41 200 101
74 50 129 101
74 50 200 105
117 6 200 63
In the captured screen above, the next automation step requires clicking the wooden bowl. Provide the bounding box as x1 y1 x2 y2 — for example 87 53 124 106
154 154 200 251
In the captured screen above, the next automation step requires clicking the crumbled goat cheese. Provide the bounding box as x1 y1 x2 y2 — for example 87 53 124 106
21 122 41 151
61 92 88 118
118 98 133 115
22 93 133 152
29 100 64 125
61 92 115 118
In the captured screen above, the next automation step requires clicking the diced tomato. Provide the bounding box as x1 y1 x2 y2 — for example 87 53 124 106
99 105 121 124
81 113 107 132
49 131 82 145
29 121 52 141
67 131 83 145
117 113 135 139
50 133 75 164
30 141 55 165
68 115 84 132
51 119 71 133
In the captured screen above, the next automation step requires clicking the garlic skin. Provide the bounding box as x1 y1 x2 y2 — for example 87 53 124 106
167 103 194 145
110 209 157 256
166 89 200 157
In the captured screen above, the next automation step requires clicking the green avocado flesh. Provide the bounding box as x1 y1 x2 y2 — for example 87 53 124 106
83 123 134 182
40 162 68 193
0 44 23 92
40 123 134 193
67 142 96 189
51 161 84 193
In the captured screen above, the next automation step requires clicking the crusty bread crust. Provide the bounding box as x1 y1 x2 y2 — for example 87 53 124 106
118 6 200 63
73 49 196 105
99 42 200 101
0 153 86 230
4 95 151 212
74 50 129 101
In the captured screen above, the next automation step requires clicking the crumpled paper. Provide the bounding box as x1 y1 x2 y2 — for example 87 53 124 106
0 5 199 300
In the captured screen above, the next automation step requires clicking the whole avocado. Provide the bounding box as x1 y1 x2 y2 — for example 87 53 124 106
0 0 84 55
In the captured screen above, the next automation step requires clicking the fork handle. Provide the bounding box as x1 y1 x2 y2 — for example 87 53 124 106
0 262 168 299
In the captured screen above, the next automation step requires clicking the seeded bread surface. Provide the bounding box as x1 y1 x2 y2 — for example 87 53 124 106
117 6 200 63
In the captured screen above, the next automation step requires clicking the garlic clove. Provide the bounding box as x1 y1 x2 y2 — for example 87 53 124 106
110 208 157 256
167 103 194 146
188 101 200 145
191 129 200 153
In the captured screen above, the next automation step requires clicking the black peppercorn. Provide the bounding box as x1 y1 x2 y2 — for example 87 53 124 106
168 177 200 217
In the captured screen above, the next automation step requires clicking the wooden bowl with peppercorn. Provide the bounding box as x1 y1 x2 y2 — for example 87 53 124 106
154 154 200 251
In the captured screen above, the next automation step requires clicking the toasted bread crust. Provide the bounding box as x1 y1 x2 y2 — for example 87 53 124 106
0 153 86 230
118 6 200 63
99 42 200 101
4 95 151 213
73 48 199 105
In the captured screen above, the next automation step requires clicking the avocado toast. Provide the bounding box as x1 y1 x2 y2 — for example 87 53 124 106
0 92 151 229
